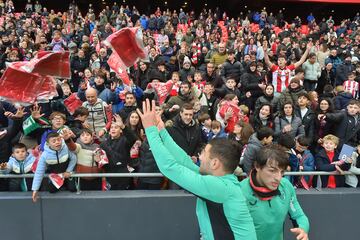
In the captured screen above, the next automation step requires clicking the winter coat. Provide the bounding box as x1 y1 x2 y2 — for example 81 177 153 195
254 95 279 114
138 139 162 184
302 60 321 81
326 111 360 147
100 126 137 186
82 99 111 134
277 87 307 111
0 118 22 163
241 133 263 174
32 140 77 191
220 60 243 83
294 107 316 141
167 116 203 157
274 115 305 139
334 92 353 110
335 62 355 86
315 148 351 188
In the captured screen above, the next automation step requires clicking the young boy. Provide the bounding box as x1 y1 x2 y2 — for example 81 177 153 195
32 132 77 202
198 113 212 143
100 115 137 190
193 70 206 92
293 136 315 188
0 143 36 191
62 128 102 190
239 104 250 123
315 134 351 188
67 107 89 140
210 120 228 139
343 72 359 99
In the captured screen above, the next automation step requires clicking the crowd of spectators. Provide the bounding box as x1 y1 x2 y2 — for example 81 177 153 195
0 0 359 192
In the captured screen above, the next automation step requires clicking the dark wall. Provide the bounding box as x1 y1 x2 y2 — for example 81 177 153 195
1 189 360 240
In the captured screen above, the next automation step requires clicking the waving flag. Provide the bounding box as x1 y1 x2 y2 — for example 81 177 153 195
104 27 148 85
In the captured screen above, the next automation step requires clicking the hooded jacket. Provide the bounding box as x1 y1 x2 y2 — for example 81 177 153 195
32 140 77 191
241 133 263 174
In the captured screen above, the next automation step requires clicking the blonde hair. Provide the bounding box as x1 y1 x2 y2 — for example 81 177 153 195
323 134 339 146
239 104 249 115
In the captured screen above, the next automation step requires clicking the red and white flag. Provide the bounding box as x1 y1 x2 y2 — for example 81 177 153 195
94 148 109 168
49 173 64 189
0 65 44 105
21 51 71 79
104 27 148 85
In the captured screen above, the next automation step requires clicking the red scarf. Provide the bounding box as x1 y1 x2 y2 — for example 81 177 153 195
249 170 280 201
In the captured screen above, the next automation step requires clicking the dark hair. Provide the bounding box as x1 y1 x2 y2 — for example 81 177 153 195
46 132 60 142
73 107 89 118
308 52 316 58
297 136 311 147
125 111 143 139
12 143 27 152
256 127 274 141
198 113 211 123
208 138 242 173
316 98 334 114
294 67 305 75
80 128 93 136
254 144 289 170
180 103 194 112
181 80 192 89
277 133 295 149
280 101 294 117
297 92 310 100
238 121 254 145
348 99 360 107
223 94 237 101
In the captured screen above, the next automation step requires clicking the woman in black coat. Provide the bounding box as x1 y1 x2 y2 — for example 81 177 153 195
240 61 263 112
314 98 341 150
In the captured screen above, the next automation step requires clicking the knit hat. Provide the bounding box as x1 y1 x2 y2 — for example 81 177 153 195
183 56 191 65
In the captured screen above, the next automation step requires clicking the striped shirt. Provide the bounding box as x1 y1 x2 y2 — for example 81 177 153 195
271 64 296 93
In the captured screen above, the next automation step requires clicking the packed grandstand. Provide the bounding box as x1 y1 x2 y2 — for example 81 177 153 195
0 0 359 194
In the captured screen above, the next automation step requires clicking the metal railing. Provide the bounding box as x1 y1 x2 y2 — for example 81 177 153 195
0 171 358 178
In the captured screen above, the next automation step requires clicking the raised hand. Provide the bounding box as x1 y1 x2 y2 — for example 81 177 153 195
136 99 157 129
31 103 44 120
113 114 125 129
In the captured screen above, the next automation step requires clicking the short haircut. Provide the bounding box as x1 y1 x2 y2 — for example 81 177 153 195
308 52 316 58
239 105 249 115
12 143 27 152
323 134 339 146
295 67 305 74
348 99 360 107
198 113 211 123
171 71 179 77
73 107 89 118
49 112 66 121
125 92 135 98
80 128 93 136
256 127 274 141
181 80 192 88
297 136 311 147
254 144 289 170
194 70 202 76
211 120 221 129
277 133 296 149
348 71 356 77
297 92 310 100
180 103 194 112
46 132 61 142
208 138 242 173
